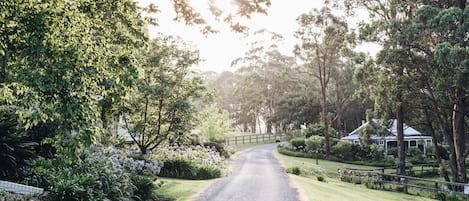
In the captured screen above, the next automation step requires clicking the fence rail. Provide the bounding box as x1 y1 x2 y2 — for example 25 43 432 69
338 167 469 197
224 133 287 145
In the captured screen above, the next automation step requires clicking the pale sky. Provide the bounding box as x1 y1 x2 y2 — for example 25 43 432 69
139 0 379 73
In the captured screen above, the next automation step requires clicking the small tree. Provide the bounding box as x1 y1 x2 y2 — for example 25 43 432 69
196 105 233 143
306 136 324 164
122 35 205 154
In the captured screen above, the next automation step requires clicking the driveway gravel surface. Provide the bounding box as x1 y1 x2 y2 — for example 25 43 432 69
196 144 300 201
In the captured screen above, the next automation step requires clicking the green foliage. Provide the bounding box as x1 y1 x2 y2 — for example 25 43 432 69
317 175 325 182
290 137 306 151
286 166 301 175
203 141 229 158
122 35 205 154
0 106 37 181
197 105 233 143
131 175 157 201
331 141 353 160
25 146 161 201
1 0 147 157
153 146 225 180
369 144 385 161
277 146 314 158
305 135 324 153
304 124 325 138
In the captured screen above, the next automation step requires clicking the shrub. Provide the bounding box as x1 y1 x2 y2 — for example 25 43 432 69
277 146 313 158
286 167 301 175
317 175 325 182
153 146 225 180
26 146 162 201
304 124 325 138
331 141 353 160
387 147 398 156
369 144 385 161
0 106 37 181
203 141 226 157
305 135 324 153
407 147 423 157
131 175 156 201
290 137 306 151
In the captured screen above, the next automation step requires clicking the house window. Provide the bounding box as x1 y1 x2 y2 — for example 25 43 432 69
410 141 417 146
379 140 384 145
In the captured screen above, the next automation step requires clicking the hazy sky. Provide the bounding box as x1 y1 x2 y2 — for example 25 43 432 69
139 0 378 73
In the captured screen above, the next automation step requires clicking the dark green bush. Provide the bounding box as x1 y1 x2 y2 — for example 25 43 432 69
290 137 306 151
286 167 301 175
131 175 156 201
331 141 353 160
317 175 325 182
158 157 195 179
304 124 325 138
195 166 221 180
158 157 221 180
0 106 37 181
277 146 313 158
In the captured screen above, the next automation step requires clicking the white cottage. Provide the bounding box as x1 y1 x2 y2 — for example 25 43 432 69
341 119 433 155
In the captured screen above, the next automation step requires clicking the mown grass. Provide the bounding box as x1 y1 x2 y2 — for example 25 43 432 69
274 149 435 201
154 177 215 201
291 174 434 201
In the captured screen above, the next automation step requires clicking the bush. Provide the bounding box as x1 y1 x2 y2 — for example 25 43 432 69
286 167 301 175
305 136 324 153
331 141 353 160
131 175 156 201
203 141 227 157
290 137 306 151
26 146 162 201
304 124 325 138
317 175 325 182
153 146 225 180
387 147 398 156
369 144 385 161
277 146 313 158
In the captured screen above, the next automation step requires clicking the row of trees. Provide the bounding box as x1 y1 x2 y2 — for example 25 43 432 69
0 0 271 181
206 0 468 183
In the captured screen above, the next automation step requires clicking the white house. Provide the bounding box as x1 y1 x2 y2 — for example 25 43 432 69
341 119 433 155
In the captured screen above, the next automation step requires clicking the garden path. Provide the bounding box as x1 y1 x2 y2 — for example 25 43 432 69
195 144 300 201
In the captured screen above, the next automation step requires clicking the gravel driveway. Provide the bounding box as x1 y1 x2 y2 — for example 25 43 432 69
196 144 300 201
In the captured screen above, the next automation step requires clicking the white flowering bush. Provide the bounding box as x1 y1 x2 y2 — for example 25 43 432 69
153 145 226 179
26 145 162 201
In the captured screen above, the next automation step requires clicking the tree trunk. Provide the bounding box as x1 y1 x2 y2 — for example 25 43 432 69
424 108 451 182
322 87 330 157
267 121 272 134
453 87 466 183
396 103 406 176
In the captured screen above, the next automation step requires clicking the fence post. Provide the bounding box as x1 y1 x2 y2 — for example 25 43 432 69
249 135 251 144
235 136 238 145
242 136 245 144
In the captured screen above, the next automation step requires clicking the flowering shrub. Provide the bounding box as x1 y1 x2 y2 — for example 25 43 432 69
25 146 162 201
153 145 226 179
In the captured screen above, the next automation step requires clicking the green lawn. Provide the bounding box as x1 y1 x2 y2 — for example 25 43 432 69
291 175 434 201
274 150 381 177
154 177 215 201
274 149 436 201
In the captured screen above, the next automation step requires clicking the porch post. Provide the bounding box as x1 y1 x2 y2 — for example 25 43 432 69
423 140 427 155
384 139 387 156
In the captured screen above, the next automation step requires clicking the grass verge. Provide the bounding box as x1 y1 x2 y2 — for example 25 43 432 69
154 177 215 201
274 149 435 201
290 174 434 201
